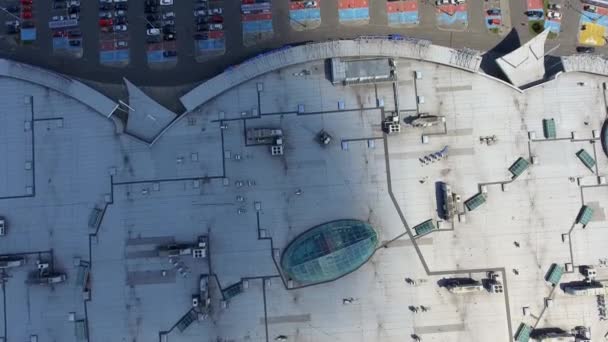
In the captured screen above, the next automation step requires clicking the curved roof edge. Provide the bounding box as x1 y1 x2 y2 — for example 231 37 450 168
561 54 608 76
0 59 118 118
179 39 482 112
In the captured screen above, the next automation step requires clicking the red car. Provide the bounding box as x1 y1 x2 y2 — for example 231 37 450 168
210 15 223 23
21 5 32 11
20 0 32 4
99 18 113 26
21 11 32 19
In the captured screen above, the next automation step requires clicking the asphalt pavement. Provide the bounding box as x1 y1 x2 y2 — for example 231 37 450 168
0 0 593 86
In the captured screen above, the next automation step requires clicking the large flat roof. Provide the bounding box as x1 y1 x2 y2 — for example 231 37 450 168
0 46 607 342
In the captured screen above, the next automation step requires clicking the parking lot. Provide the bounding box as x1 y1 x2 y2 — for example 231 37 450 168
0 0 603 82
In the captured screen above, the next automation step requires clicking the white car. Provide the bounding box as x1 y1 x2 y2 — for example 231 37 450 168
114 10 126 16
194 9 206 16
114 0 128 2
99 0 112 3
114 24 127 31
52 15 67 21
208 8 222 15
146 28 160 35
0 217 5 236
208 23 222 30
304 0 316 7
547 10 562 19
114 40 128 48
160 0 173 5
162 12 175 19
435 0 449 5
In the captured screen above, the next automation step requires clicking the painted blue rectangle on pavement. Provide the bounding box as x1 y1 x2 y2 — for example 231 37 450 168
290 8 321 21
339 8 369 21
388 11 419 24
53 37 68 49
197 39 225 50
544 20 560 33
243 20 273 33
147 50 163 62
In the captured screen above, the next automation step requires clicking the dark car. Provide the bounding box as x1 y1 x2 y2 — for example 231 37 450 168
146 35 161 43
146 14 159 21
194 33 208 40
576 46 595 53
196 24 207 32
68 39 81 46
144 0 157 6
115 3 127 10
6 24 19 34
525 10 543 18
53 2 67 9
486 8 500 15
115 16 128 24
163 33 175 41
99 3 111 10
68 29 82 37
144 5 158 13
6 4 20 12
163 50 177 57
68 6 80 14
21 21 34 28
146 22 160 29
196 16 208 24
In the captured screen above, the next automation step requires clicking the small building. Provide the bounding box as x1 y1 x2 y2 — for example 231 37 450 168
330 58 397 85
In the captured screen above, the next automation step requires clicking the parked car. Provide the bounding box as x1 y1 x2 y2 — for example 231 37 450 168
5 23 19 34
525 10 543 18
146 35 161 43
163 33 175 40
114 10 126 17
115 16 128 24
163 50 177 57
488 18 501 25
162 12 175 19
576 46 595 53
68 13 79 20
21 11 32 19
207 23 222 30
194 33 208 40
160 0 173 5
435 0 449 5
584 5 597 13
114 0 127 2
196 24 207 31
145 5 159 13
114 40 128 48
52 30 65 37
549 3 561 9
196 16 208 24
162 25 175 34
99 3 111 10
208 8 222 15
99 18 113 26
20 0 32 4
210 15 223 23
114 24 127 31
0 217 6 236
68 39 81 46
115 3 128 10
163 19 175 26
6 5 20 13
68 29 82 37
147 28 160 35
486 8 500 15
52 15 66 21
99 11 113 18
53 1 67 9
99 0 112 3
68 6 80 14
304 1 317 8
146 22 160 29
547 10 562 19
194 9 206 16
146 14 160 21
144 0 157 6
